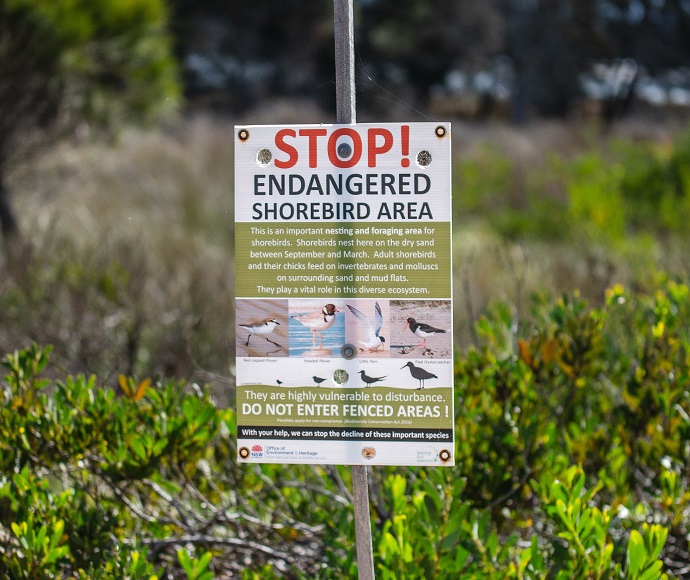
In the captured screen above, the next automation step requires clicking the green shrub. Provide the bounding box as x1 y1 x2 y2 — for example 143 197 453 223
456 124 690 247
2 272 688 577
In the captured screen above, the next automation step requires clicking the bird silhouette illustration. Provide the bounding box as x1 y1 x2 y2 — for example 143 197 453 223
313 376 327 386
239 318 281 347
358 370 387 387
347 302 385 351
276 380 283 386
403 317 446 350
291 304 339 347
401 362 438 390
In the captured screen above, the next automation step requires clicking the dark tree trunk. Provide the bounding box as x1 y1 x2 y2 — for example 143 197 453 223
0 171 31 278
0 174 18 241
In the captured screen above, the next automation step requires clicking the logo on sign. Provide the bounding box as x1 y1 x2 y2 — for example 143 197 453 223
251 444 264 458
416 448 438 464
238 447 250 459
361 447 376 460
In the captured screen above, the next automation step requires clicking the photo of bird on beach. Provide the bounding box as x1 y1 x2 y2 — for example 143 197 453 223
236 299 289 357
390 300 452 358
403 317 446 350
289 299 345 357
239 318 281 347
345 299 390 357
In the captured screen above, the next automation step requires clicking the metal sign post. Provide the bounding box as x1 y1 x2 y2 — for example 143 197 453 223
334 6 375 579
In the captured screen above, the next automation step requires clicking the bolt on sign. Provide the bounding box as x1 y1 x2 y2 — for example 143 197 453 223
234 123 454 466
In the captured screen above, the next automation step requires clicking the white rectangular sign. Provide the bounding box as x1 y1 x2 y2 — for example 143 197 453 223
234 123 454 466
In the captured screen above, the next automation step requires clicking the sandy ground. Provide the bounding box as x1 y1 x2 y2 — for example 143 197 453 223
389 300 453 359
236 299 289 357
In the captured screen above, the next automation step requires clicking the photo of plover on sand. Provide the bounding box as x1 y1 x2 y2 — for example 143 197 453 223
239 318 281 347
289 300 345 357
236 299 289 357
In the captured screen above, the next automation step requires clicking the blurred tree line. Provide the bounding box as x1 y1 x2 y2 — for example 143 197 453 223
0 0 178 245
1 0 690 247
172 0 690 118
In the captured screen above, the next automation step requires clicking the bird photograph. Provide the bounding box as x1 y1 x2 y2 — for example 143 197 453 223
236 299 289 357
358 370 387 388
401 361 438 390
389 300 452 358
346 300 389 355
403 317 446 350
289 300 345 357
239 318 281 347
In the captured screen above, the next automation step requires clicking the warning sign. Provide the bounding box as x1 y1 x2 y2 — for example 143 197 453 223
234 123 454 466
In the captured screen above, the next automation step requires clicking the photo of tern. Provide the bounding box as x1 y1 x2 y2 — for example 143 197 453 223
390 300 452 358
289 299 346 357
345 299 390 357
236 299 289 357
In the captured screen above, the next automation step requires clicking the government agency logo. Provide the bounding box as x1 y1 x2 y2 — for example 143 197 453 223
238 447 250 459
361 447 376 460
416 447 452 464
416 448 437 463
251 444 264 458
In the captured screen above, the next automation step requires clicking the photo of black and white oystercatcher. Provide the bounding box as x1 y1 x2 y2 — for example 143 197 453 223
390 300 452 358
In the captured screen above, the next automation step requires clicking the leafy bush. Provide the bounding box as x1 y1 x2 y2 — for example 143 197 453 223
456 124 690 247
2 277 688 577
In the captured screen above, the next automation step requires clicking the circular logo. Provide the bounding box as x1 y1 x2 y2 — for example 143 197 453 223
361 447 376 459
439 449 452 463
238 447 250 459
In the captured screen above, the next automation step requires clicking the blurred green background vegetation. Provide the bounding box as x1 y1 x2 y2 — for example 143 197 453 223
5 117 690 390
2 0 690 577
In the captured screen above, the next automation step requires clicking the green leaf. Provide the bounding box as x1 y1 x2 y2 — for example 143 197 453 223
197 551 213 573
645 524 668 562
50 519 65 549
423 492 439 522
638 561 663 580
130 436 148 461
627 530 645 577
177 549 193 576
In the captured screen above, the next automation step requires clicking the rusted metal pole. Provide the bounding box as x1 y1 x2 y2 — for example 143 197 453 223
334 0 356 125
351 464 374 579
333 2 375 579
